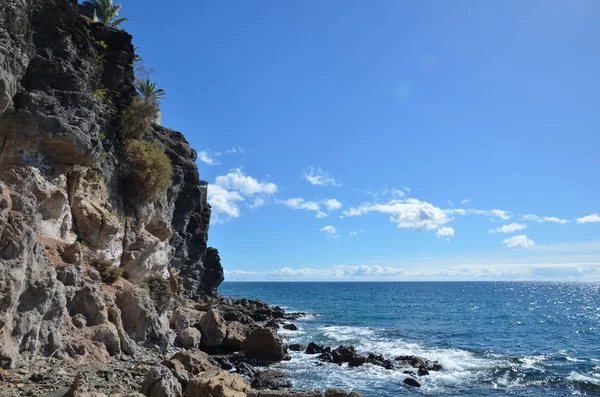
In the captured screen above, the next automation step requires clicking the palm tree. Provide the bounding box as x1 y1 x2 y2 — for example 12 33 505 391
135 78 167 104
82 0 128 28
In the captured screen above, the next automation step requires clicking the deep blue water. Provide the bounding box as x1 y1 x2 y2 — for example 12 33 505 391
219 282 600 396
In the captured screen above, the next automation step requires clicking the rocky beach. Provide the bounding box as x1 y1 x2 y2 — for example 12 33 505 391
0 1 441 395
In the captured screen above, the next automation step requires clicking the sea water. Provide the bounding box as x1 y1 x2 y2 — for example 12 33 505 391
219 282 600 396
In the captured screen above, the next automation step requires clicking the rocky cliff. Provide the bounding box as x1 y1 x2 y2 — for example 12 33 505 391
0 0 223 369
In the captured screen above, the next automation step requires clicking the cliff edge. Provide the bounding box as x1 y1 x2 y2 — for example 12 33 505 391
0 0 222 368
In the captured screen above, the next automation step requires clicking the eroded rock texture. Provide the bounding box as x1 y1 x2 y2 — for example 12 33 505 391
0 0 222 368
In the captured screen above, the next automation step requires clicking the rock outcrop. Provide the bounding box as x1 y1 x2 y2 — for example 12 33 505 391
0 0 223 369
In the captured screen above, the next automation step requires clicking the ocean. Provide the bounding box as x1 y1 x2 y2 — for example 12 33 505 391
219 282 600 396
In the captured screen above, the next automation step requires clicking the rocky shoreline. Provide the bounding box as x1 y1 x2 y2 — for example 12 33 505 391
0 292 440 396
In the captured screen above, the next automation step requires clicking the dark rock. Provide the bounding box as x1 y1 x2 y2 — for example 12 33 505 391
251 370 293 390
394 355 442 371
348 356 367 367
287 344 306 352
418 367 429 376
242 327 290 362
367 353 395 370
236 362 256 378
403 377 421 388
306 342 329 355
282 323 298 331
265 319 280 329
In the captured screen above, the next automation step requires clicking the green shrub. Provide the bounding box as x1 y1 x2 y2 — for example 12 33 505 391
93 260 124 283
91 88 110 103
124 140 172 201
120 97 158 140
140 275 172 311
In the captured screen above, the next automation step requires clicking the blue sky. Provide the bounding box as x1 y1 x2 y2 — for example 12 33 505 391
122 0 599 280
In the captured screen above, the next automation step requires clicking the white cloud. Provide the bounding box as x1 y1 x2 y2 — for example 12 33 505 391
281 198 321 212
320 225 337 234
224 261 600 281
208 169 277 223
225 146 249 155
522 214 568 224
489 223 527 234
215 168 277 196
316 211 327 218
576 214 600 224
343 198 450 231
207 185 244 224
460 199 469 205
320 225 339 239
324 199 342 211
503 235 535 248
350 229 364 237
302 167 340 187
436 226 455 238
446 208 512 221
198 151 219 165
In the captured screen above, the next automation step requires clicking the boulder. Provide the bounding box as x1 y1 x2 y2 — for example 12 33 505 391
287 344 305 352
403 377 421 388
325 390 365 397
186 368 249 397
282 324 297 331
177 327 202 349
305 342 329 355
166 350 217 376
199 308 227 348
222 321 251 351
115 283 169 342
141 366 183 397
86 323 121 356
251 370 293 390
171 307 204 330
265 319 280 329
242 327 290 362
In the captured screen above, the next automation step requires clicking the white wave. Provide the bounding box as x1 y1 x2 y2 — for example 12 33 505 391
568 372 600 385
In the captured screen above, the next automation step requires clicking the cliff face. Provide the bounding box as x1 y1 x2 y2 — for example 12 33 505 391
0 0 222 368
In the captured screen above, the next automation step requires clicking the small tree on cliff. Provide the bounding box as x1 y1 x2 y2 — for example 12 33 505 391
135 78 167 104
82 0 129 28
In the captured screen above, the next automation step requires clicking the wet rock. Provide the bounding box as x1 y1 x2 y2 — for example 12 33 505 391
403 377 421 388
325 389 365 397
282 324 298 331
305 342 329 355
235 362 256 378
186 368 248 397
141 366 183 397
251 370 293 390
366 353 394 370
348 356 367 367
177 327 202 349
394 355 442 371
199 308 227 348
287 344 306 352
242 327 290 362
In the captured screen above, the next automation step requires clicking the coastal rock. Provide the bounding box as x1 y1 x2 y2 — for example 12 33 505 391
394 355 442 372
199 308 227 348
115 282 169 343
366 353 394 370
403 377 421 388
306 343 330 355
265 319 280 329
170 307 204 330
222 321 251 351
251 370 293 390
282 324 298 331
325 390 365 397
177 327 202 349
318 346 362 365
287 344 306 352
242 327 290 362
186 368 249 397
166 350 217 375
141 366 183 397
